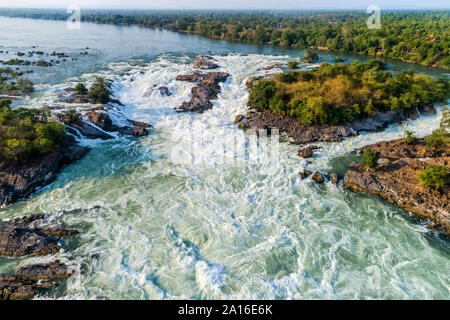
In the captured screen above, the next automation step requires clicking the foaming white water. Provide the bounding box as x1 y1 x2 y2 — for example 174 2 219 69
2 53 449 300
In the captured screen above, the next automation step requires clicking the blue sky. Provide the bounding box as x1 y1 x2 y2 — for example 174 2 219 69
0 0 449 9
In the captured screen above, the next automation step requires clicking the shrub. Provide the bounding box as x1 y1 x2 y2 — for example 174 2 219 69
418 165 449 191
440 107 449 132
362 147 378 168
0 103 66 165
301 49 319 63
426 129 449 148
287 60 299 69
248 80 277 111
17 78 34 93
87 77 111 104
74 83 88 95
404 130 417 144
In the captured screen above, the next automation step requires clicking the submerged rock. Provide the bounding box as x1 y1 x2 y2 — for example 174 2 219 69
193 55 219 69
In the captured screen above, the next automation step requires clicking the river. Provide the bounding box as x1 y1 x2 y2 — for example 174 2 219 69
0 16 449 299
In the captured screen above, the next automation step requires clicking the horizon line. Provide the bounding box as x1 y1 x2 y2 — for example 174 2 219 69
0 6 449 10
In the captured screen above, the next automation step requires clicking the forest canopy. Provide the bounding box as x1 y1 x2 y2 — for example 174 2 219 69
248 60 450 125
0 99 66 166
0 9 448 69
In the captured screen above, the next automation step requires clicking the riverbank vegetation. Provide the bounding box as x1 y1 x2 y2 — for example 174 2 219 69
0 98 66 166
0 9 448 69
1 67 34 93
248 60 450 125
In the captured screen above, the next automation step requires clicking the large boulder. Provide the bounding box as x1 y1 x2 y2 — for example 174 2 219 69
86 111 119 132
131 125 148 137
143 85 172 97
298 146 319 158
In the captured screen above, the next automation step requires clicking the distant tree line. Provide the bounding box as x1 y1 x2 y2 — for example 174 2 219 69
0 9 448 69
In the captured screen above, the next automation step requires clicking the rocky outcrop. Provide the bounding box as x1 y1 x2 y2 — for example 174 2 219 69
241 106 432 144
57 111 114 140
128 119 152 128
263 63 283 71
131 125 148 137
0 215 78 300
0 135 89 207
0 261 74 300
234 114 244 124
86 110 119 132
299 169 312 179
350 109 407 131
67 118 114 140
298 145 319 158
176 72 229 84
175 71 230 113
193 55 219 69
242 110 357 144
311 171 325 183
143 85 172 97
117 120 152 137
0 214 78 257
344 137 450 236
330 173 339 185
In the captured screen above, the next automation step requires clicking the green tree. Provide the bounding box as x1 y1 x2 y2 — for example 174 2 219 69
87 77 111 104
362 148 378 168
418 166 449 191
74 83 88 95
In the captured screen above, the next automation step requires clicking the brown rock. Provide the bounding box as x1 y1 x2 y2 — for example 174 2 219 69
330 173 339 185
0 215 78 257
234 114 244 124
311 171 325 183
0 262 73 300
298 146 319 158
299 169 312 179
128 120 152 128
86 111 119 132
344 136 450 236
132 126 148 137
15 261 74 282
193 56 219 69
175 72 230 113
